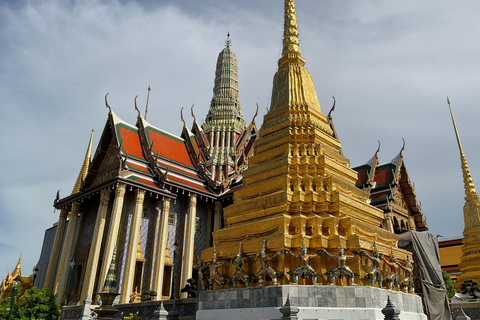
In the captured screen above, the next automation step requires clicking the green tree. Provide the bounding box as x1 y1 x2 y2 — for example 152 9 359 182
0 296 12 319
442 272 456 299
3 287 59 320
461 280 480 300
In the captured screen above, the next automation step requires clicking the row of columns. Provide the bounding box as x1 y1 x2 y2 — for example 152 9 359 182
45 183 221 305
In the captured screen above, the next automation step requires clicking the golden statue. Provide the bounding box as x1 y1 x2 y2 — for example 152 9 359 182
251 242 282 286
321 248 357 286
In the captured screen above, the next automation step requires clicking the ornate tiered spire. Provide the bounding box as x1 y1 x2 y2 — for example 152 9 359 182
448 99 479 202
269 0 324 116
202 34 247 183
72 129 94 194
280 0 304 67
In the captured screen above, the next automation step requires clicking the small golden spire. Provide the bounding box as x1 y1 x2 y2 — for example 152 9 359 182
72 129 94 194
282 0 301 57
145 85 151 120
279 0 305 67
448 98 479 202
12 254 21 278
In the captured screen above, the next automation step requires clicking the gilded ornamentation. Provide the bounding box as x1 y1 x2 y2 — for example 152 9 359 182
321 248 357 286
383 256 400 290
251 241 283 286
360 248 383 287
286 246 318 285
207 251 228 290
399 256 414 293
230 245 251 287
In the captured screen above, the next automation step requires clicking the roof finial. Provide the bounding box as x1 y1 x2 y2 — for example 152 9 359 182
134 95 141 118
376 140 381 156
328 96 336 119
180 107 186 128
448 98 479 201
145 85 151 120
401 138 405 154
105 93 112 115
225 32 231 48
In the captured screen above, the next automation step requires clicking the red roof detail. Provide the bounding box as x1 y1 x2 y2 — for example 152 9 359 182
356 169 367 185
147 129 194 168
128 161 151 174
374 168 391 185
168 174 209 192
370 192 386 200
135 177 161 189
119 127 144 160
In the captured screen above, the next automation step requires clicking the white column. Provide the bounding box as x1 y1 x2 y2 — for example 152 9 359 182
96 184 126 295
120 189 145 304
55 202 80 305
80 189 111 302
151 198 171 299
44 208 68 292
179 193 197 298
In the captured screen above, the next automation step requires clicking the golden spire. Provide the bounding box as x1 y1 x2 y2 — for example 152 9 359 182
280 0 304 67
269 0 323 115
448 98 479 202
72 129 94 194
12 254 21 278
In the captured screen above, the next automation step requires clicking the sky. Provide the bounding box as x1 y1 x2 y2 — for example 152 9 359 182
0 0 479 278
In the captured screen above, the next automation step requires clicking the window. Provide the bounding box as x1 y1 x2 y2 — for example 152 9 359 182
168 212 175 226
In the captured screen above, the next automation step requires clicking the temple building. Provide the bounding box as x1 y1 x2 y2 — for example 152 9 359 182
448 101 480 289
0 256 34 302
38 36 256 305
353 145 428 234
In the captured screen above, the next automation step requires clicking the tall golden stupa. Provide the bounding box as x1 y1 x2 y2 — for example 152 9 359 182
201 0 411 288
448 100 480 289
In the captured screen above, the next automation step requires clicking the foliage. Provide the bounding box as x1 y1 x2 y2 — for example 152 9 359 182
442 272 456 298
122 313 144 320
180 278 197 298
461 280 480 299
0 287 59 320
0 296 12 319
141 291 157 302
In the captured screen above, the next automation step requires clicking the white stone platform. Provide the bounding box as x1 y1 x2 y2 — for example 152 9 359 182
196 285 427 320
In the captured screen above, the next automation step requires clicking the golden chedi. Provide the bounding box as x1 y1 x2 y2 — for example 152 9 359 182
201 0 412 289
448 100 480 289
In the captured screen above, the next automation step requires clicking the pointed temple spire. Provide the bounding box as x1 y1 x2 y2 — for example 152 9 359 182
72 129 94 194
12 255 21 278
448 98 480 288
448 99 479 202
269 0 325 117
280 0 304 66
202 34 247 183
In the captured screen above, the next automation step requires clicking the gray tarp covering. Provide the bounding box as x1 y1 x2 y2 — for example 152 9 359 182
399 231 452 320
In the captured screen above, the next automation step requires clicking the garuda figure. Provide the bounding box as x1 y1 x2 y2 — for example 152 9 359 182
251 241 282 286
383 256 400 290
360 249 383 287
320 248 357 285
207 250 228 290
231 248 251 288
399 256 414 293
287 247 318 284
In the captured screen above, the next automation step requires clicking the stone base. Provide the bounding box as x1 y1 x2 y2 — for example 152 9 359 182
197 285 427 320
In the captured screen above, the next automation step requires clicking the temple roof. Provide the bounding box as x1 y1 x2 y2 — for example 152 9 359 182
353 146 428 232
